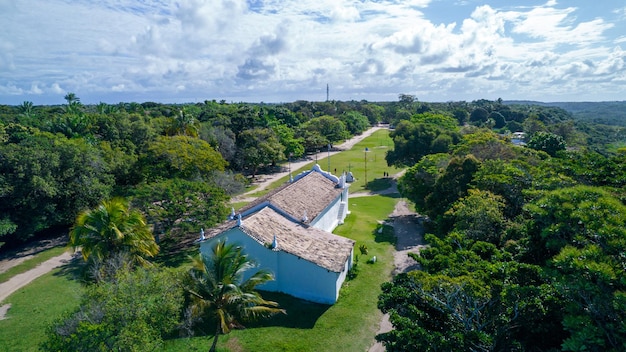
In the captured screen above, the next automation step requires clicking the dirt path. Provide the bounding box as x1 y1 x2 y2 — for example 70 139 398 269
0 236 72 319
0 236 67 274
368 200 427 352
234 126 383 200
0 251 73 303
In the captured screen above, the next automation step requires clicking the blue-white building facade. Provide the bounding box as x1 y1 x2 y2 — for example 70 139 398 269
199 165 353 304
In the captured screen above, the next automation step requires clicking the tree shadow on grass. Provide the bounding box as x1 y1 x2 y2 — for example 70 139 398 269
52 256 85 282
374 224 396 245
366 178 392 192
246 291 331 329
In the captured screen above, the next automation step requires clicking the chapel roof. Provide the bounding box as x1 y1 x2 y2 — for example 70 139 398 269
242 207 354 272
201 166 353 272
238 167 344 224
201 207 354 272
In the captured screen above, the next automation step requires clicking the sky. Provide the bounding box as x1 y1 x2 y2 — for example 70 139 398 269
1 0 625 105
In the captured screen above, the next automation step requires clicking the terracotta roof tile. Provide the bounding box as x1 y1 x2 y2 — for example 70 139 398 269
201 169 353 272
241 207 354 272
239 171 343 223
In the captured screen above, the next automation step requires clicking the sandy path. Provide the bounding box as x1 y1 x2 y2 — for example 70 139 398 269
368 200 427 352
0 235 71 319
0 251 73 319
0 251 73 304
0 236 67 274
234 126 383 200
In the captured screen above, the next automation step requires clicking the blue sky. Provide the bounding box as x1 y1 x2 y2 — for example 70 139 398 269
1 0 625 104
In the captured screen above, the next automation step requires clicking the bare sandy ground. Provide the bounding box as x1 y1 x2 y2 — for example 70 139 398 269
368 200 427 352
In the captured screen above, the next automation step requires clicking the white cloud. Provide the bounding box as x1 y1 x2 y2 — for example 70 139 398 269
50 83 64 94
0 0 624 104
613 7 626 19
29 84 43 95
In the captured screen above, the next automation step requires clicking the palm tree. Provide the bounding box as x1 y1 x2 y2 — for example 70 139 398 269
69 197 159 267
187 240 285 352
63 92 83 115
64 92 79 105
18 101 34 118
166 108 199 137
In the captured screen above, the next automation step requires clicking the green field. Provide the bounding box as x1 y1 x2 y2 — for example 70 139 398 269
248 129 400 197
0 268 83 351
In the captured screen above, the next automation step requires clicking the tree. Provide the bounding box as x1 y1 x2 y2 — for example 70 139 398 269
472 159 532 218
272 124 305 158
527 131 566 157
186 240 285 352
444 189 507 245
131 179 229 238
377 271 496 351
42 266 184 352
166 108 199 137
0 127 113 245
200 125 237 164
302 115 348 145
398 153 450 212
63 92 83 115
489 111 506 129
69 197 159 267
18 101 34 118
379 231 567 351
386 120 460 167
425 155 481 228
469 107 489 124
144 135 227 181
236 128 285 176
64 92 79 105
339 111 370 135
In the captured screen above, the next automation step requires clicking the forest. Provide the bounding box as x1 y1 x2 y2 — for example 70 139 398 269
377 99 626 351
1 95 626 351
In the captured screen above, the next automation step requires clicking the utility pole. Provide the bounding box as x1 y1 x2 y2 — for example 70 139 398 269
364 147 370 187
326 84 329 102
327 144 331 173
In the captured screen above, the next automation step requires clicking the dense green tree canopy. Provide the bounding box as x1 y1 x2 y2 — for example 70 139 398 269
527 131 566 156
131 179 228 238
143 135 227 181
386 119 460 167
236 127 285 176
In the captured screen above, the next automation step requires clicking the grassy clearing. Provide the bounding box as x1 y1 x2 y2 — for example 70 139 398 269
164 195 399 352
0 246 68 284
257 129 399 195
0 267 83 351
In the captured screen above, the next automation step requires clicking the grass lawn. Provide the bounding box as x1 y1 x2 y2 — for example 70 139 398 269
249 129 400 196
0 266 83 351
0 246 68 284
163 195 399 352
